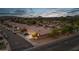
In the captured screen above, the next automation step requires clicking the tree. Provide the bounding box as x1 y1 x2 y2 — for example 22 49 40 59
61 25 73 34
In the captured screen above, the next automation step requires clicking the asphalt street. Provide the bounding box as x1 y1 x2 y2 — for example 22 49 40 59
0 26 33 51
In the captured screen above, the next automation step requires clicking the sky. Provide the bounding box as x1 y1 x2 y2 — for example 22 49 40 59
0 8 79 17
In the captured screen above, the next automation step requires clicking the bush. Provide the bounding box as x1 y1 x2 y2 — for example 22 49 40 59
0 42 6 49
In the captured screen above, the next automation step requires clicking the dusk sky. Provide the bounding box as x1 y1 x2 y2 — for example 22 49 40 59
0 8 79 17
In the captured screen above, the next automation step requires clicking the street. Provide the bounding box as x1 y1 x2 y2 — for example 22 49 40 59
0 26 33 51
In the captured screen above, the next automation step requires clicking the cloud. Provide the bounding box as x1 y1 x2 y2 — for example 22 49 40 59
0 8 78 17
13 9 26 15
